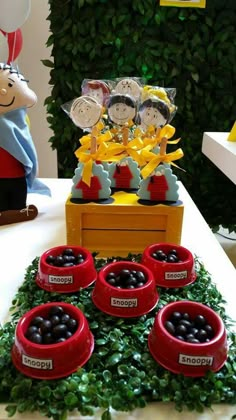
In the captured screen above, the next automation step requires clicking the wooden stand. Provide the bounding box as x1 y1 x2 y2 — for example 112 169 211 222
66 191 184 257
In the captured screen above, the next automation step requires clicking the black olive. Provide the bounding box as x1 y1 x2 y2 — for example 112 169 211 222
30 316 44 327
182 312 191 321
40 319 52 334
62 248 74 256
56 337 66 343
126 285 135 289
170 311 182 324
66 331 73 339
175 324 187 337
167 254 178 263
189 327 198 337
54 255 64 266
42 332 54 344
46 255 55 264
65 255 76 263
48 306 64 318
107 277 117 286
125 276 137 287
179 319 192 330
52 323 68 338
26 325 38 337
135 271 146 282
204 324 214 338
187 338 200 344
151 252 158 259
175 335 185 341
194 314 206 328
106 272 116 280
165 321 175 335
169 249 178 255
119 269 131 280
50 315 61 326
29 332 43 344
76 253 84 260
63 262 74 267
66 318 78 333
156 252 167 261
196 329 208 342
186 333 195 341
77 258 85 264
61 313 71 324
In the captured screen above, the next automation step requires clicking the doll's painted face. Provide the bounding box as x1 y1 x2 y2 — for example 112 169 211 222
138 99 170 130
0 64 37 115
107 94 136 126
70 95 102 129
115 78 141 101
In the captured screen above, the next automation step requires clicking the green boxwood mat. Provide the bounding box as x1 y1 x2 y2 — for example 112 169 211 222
0 254 235 420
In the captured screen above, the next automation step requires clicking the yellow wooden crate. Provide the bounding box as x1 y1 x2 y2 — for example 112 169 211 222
66 191 184 257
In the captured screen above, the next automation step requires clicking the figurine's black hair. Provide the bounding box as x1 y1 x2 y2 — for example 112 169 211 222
139 98 170 121
107 94 136 109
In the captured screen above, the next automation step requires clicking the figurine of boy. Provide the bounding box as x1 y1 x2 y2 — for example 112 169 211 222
0 63 50 225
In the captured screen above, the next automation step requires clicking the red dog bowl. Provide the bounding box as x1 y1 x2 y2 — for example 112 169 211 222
141 243 196 287
36 245 97 293
92 261 159 317
11 302 94 379
148 300 228 377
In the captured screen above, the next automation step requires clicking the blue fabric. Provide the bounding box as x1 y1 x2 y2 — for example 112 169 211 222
0 107 51 196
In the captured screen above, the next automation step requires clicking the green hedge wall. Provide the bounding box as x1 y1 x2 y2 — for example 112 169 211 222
44 0 236 231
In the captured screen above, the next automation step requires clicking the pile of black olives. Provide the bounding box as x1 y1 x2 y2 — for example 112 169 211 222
25 305 78 344
164 311 215 343
105 268 147 289
151 249 181 263
45 248 85 267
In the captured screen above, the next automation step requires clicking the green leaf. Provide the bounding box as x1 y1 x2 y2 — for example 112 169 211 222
106 352 122 366
41 59 54 68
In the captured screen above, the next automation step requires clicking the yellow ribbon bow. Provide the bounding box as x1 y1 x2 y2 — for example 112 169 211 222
75 141 111 186
141 148 184 179
104 136 146 166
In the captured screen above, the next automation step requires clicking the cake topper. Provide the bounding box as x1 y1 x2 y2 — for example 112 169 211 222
0 63 50 226
137 98 170 131
114 78 141 101
81 80 110 106
69 95 103 129
107 93 137 126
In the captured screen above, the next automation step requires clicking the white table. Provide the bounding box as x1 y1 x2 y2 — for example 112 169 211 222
202 132 236 184
0 178 235 420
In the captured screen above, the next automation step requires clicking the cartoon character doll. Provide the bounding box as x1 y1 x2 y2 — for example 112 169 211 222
0 63 50 225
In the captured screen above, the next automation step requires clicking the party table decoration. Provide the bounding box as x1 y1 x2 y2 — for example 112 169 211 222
0 253 235 420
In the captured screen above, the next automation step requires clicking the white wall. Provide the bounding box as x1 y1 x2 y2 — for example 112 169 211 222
0 0 58 177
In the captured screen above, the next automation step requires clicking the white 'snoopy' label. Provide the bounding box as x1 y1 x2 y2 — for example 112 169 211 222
165 270 188 280
178 354 214 366
48 275 73 284
111 297 138 308
22 354 53 370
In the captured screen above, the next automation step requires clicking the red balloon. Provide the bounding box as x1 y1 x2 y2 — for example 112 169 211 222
0 29 23 63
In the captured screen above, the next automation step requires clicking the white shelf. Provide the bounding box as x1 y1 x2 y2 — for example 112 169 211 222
202 132 236 184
